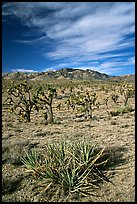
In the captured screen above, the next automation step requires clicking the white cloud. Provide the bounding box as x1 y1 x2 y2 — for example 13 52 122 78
3 2 135 75
14 35 48 44
12 69 38 73
44 53 135 76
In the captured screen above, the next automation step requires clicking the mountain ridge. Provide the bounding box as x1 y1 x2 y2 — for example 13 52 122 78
2 68 135 82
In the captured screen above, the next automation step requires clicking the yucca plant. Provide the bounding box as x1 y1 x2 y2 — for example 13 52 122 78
21 148 42 177
44 141 67 168
71 140 97 165
21 139 112 201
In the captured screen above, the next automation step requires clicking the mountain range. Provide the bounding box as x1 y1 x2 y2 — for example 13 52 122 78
2 68 135 83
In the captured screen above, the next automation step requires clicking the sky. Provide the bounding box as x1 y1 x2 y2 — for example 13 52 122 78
2 2 135 76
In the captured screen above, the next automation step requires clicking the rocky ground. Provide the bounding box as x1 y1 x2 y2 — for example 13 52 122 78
2 79 135 202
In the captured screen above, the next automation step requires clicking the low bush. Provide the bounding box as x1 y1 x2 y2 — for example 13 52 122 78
110 105 134 117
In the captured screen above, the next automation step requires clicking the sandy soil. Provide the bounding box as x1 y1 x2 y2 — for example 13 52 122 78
2 80 135 202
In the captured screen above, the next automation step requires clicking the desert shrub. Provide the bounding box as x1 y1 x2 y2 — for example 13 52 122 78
120 105 134 113
2 140 29 165
21 139 112 201
53 117 62 124
111 120 117 125
109 110 121 117
110 105 134 117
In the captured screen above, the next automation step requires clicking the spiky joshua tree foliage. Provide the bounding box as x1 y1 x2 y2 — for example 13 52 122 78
66 91 97 119
6 81 57 124
120 82 135 106
6 80 39 122
35 84 57 124
111 93 119 104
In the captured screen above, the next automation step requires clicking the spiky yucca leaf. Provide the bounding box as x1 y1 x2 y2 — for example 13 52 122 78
21 140 112 201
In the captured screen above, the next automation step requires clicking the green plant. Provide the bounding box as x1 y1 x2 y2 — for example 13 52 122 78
120 105 134 113
109 105 134 117
101 85 109 93
21 148 42 177
21 139 112 200
65 99 71 111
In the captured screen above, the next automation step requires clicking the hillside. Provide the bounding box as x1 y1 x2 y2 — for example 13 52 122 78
2 68 135 83
109 74 135 83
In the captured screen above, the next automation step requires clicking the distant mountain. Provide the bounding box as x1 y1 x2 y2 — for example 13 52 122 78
109 74 135 83
2 68 135 82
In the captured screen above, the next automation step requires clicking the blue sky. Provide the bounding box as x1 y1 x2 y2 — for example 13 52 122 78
2 2 135 76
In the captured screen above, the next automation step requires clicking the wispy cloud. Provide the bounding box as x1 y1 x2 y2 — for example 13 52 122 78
14 35 48 44
2 2 135 75
12 68 38 73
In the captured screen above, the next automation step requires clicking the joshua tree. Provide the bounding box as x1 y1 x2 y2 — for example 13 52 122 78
65 99 70 111
6 81 57 124
105 96 109 108
74 92 97 119
6 80 39 122
111 94 119 104
36 84 57 124
56 103 61 111
120 83 135 106
123 88 134 106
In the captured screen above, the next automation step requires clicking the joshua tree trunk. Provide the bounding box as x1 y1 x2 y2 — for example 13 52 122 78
25 108 31 122
89 104 92 119
26 113 31 122
49 105 53 124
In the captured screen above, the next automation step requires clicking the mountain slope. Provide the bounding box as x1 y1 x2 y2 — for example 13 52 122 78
2 68 135 82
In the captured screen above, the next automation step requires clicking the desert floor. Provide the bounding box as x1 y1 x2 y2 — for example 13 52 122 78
2 79 135 202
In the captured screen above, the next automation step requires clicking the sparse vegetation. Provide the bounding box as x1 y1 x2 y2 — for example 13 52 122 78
2 73 135 202
6 80 37 122
65 91 98 119
34 83 57 124
109 105 134 117
5 81 57 124
120 82 135 106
